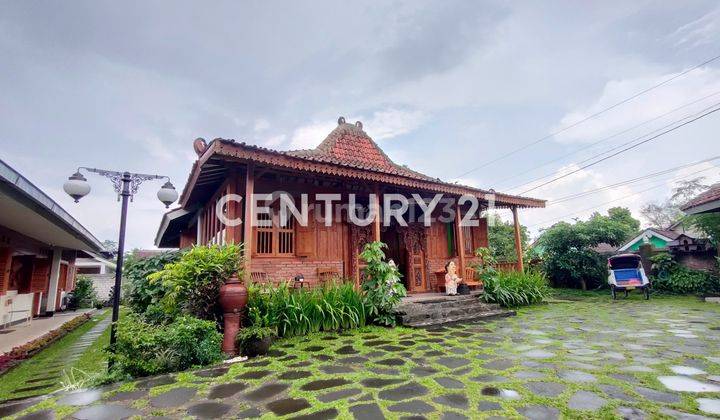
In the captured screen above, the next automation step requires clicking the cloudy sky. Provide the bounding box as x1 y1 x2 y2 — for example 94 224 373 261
2 1 720 249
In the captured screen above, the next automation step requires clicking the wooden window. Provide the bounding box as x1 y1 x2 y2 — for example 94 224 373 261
254 212 295 256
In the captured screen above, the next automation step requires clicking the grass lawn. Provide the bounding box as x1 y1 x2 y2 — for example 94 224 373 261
0 309 111 402
6 293 720 419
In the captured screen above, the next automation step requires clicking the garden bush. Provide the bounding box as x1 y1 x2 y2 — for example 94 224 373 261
246 281 366 337
482 270 550 307
124 250 181 315
360 241 406 326
111 313 223 377
72 276 98 308
148 244 243 323
650 252 716 295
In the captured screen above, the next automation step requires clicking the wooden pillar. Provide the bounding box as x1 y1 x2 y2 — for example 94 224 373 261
243 163 255 280
225 170 239 244
512 206 524 272
454 199 466 278
372 185 381 242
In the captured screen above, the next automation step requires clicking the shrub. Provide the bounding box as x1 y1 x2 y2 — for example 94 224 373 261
650 253 715 295
124 250 181 315
111 314 223 377
482 270 550 307
360 241 407 326
246 281 366 337
148 244 244 323
72 276 98 309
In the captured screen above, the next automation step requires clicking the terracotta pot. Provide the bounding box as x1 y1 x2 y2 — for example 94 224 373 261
219 273 248 355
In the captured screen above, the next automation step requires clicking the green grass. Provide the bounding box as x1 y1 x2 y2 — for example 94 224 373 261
10 295 720 419
0 310 111 402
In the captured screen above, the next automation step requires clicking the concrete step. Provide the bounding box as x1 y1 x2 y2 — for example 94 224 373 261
400 303 502 324
403 308 515 328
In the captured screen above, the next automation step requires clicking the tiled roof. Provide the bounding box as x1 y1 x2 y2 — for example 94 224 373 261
179 119 546 209
682 183 720 211
286 122 437 181
647 228 681 241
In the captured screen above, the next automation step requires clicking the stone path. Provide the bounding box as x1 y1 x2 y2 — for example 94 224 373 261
2 311 111 402
2 296 720 419
0 310 95 354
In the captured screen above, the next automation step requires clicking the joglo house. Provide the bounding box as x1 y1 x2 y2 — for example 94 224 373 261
156 118 545 293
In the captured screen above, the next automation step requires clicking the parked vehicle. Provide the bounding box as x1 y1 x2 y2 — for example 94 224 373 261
608 254 650 300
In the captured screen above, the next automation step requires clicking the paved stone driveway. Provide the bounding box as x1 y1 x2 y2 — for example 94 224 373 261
2 295 720 419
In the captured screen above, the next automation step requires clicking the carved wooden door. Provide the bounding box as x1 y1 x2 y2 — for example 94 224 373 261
407 250 427 292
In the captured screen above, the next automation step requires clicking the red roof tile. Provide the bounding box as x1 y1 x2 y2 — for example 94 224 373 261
682 183 720 211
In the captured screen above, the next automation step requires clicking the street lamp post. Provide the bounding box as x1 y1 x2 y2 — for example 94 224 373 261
64 167 178 368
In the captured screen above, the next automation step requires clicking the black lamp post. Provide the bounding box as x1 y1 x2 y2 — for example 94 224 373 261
63 167 178 368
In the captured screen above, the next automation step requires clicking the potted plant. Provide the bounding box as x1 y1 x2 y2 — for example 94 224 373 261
236 325 275 357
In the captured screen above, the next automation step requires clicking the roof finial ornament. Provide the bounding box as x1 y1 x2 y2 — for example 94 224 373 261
355 121 363 129
338 116 346 125
193 138 208 156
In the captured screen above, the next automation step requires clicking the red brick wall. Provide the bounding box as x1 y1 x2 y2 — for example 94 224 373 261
251 258 344 286
676 253 717 272
30 258 51 293
0 247 11 295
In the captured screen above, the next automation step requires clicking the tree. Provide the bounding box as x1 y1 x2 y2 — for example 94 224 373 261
487 213 528 261
688 213 720 255
641 178 710 228
538 207 640 290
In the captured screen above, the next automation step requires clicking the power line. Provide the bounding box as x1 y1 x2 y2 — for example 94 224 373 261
455 53 720 179
528 167 718 228
509 100 720 193
547 156 720 204
517 103 720 195
491 90 720 188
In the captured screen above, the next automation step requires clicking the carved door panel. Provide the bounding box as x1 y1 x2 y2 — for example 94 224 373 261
407 251 427 292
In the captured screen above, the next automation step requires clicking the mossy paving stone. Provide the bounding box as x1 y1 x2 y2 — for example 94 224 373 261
106 389 148 402
516 404 560 419
236 369 272 380
300 378 351 391
523 381 565 398
194 366 229 378
16 409 55 420
435 356 470 369
375 358 405 367
149 387 197 408
71 404 141 420
266 397 311 416
568 391 608 410
279 370 314 380
335 345 358 355
471 374 508 383
483 359 515 370
410 366 438 377
304 345 325 352
319 364 355 374
237 407 263 418
378 382 429 401
317 387 362 403
337 356 368 364
361 378 406 388
424 350 443 357
13 384 55 394
25 377 59 384
349 402 384 419
365 339 392 346
434 377 465 389
243 383 289 402
267 349 286 357
597 384 635 401
433 393 469 410
290 407 339 419
0 400 34 417
387 399 435 414
279 354 299 362
478 401 502 411
315 354 334 361
379 344 404 352
207 382 248 399
186 401 232 419
617 406 647 419
441 412 468 420
289 360 314 368
365 350 388 358
634 386 681 403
